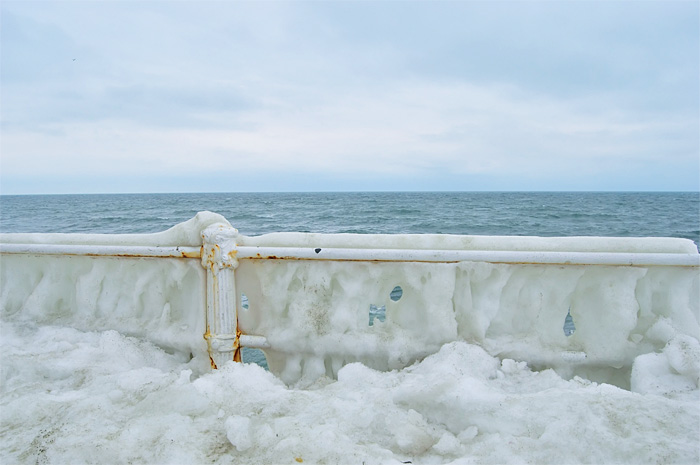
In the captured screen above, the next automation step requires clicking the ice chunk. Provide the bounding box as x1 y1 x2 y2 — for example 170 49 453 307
225 416 253 451
664 335 700 386
1 322 698 465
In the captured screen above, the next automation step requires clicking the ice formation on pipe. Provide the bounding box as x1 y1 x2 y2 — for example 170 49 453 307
1 212 698 389
0 211 229 246
235 228 699 386
0 212 231 359
236 258 699 386
238 230 699 254
1 254 207 355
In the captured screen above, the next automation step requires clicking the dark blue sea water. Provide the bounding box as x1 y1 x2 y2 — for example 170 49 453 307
1 192 698 249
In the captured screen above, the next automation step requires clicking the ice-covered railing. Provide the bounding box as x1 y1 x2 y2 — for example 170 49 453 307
1 212 698 386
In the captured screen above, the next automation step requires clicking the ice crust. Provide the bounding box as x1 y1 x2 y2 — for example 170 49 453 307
1 212 698 387
1 213 699 463
237 259 699 386
1 254 207 356
236 229 698 385
0 212 229 358
0 211 229 246
1 323 698 464
239 231 699 254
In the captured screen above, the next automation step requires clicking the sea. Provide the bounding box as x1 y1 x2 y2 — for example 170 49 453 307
1 192 699 249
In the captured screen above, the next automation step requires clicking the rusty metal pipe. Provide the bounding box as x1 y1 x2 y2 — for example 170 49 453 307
0 243 202 259
240 334 271 349
236 246 699 267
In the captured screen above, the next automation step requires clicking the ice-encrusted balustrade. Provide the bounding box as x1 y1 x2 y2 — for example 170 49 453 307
1 212 698 386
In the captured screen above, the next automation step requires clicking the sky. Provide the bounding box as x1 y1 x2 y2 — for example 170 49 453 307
0 0 698 194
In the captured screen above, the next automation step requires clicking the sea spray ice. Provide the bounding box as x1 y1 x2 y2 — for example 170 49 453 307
1 212 699 463
236 257 698 386
1 321 698 464
2 213 698 386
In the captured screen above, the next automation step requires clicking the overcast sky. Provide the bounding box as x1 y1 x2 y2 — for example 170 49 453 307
1 1 698 194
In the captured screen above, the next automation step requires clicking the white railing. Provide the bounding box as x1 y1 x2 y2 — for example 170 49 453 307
2 212 698 384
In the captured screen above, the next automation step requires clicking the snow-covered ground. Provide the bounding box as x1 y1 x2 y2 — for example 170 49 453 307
2 214 698 463
1 320 698 465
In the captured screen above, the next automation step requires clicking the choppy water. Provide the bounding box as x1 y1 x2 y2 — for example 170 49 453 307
1 192 698 249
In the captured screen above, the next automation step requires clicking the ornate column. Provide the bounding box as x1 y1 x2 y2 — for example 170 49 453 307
201 223 240 368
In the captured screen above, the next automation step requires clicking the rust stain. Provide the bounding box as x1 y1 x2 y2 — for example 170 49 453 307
238 256 639 267
233 328 242 363
295 458 303 463
48 251 201 259
180 250 201 258
81 253 199 259
203 326 217 369
6 251 657 267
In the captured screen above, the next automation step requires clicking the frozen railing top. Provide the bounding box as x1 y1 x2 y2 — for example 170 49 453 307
2 210 697 265
1 210 698 254
1 211 698 386
239 230 699 254
0 211 228 247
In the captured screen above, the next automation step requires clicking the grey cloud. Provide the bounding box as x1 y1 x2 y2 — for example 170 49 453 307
0 10 83 83
2 82 255 129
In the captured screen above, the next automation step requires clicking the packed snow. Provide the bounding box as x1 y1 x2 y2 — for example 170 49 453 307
2 322 698 464
1 213 699 463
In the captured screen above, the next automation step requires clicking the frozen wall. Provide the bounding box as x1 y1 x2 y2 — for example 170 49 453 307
0 212 229 358
236 232 699 386
236 259 698 386
2 212 698 389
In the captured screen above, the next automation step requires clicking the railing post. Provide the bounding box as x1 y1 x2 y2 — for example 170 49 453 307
201 224 240 369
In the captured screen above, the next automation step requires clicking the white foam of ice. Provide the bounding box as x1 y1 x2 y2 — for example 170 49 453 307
1 321 697 464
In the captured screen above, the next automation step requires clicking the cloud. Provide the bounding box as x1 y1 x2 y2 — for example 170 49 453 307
3 79 695 183
0 1 697 193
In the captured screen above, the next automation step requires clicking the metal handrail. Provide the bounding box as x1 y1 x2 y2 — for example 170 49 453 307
0 243 202 259
236 246 700 267
4 243 697 266
2 223 698 371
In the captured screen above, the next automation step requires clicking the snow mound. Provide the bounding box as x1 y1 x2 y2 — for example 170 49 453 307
2 322 697 464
